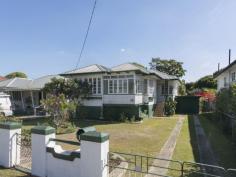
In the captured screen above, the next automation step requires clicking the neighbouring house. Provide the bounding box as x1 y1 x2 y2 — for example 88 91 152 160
0 75 62 115
214 60 236 91
61 63 180 120
0 76 6 81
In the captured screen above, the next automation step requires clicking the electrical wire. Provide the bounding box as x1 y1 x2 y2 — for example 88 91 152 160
75 0 97 68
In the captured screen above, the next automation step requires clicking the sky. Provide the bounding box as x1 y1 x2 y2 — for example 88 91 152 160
0 0 236 82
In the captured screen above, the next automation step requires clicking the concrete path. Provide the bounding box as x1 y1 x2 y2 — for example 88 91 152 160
193 115 224 176
145 116 185 177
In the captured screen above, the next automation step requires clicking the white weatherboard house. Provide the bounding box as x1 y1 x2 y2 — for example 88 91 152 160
214 60 236 91
61 63 180 120
0 75 62 115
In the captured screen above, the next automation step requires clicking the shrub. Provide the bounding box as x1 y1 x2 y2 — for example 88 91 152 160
164 97 177 116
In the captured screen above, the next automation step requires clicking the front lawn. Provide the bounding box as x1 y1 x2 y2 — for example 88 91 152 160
57 117 179 156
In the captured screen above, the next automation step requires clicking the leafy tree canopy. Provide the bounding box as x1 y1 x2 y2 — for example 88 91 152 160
194 75 217 89
5 72 27 79
150 58 186 78
43 78 91 100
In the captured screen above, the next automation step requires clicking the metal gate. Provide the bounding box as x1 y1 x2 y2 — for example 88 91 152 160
15 133 32 173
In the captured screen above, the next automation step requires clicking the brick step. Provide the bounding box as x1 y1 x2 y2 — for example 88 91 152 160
154 102 165 117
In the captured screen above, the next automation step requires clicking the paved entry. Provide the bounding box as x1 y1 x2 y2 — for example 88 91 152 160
15 133 32 173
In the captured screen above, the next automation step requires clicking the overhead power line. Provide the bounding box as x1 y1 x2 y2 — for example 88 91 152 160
75 0 97 69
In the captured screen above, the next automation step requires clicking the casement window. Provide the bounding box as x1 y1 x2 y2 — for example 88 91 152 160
161 81 169 95
136 80 144 94
84 77 102 95
103 75 133 94
144 79 148 94
92 78 97 94
97 78 101 94
123 80 128 93
118 80 123 93
109 80 113 94
128 79 134 94
232 72 235 81
103 80 108 94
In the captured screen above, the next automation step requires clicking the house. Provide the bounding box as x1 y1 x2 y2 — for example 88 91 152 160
214 60 236 91
0 76 5 81
0 75 62 115
61 63 180 120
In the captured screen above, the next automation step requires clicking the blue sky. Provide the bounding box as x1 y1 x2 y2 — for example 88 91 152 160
0 0 236 81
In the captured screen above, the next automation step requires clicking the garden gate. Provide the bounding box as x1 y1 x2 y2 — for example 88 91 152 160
15 133 32 173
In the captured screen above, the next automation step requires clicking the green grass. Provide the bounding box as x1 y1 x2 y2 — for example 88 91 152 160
0 167 30 177
199 113 236 169
168 115 199 177
0 116 179 176
58 117 179 156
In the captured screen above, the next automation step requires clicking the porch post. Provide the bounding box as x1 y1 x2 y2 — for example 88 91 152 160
31 91 35 115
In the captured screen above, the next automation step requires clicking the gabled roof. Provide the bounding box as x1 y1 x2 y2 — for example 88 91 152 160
149 70 178 80
61 64 110 75
60 62 179 80
30 75 63 90
111 63 149 74
214 60 236 78
0 78 32 91
0 75 62 91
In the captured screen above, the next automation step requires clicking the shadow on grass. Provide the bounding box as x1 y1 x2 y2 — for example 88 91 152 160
0 166 31 177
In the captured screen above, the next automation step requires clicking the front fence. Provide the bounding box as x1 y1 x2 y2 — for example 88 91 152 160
108 152 236 177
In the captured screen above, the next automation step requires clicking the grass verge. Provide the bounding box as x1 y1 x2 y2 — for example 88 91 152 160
168 115 199 177
199 113 236 169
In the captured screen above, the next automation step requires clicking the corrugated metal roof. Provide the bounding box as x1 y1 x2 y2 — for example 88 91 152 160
60 62 178 80
0 75 62 91
30 75 63 90
111 63 149 74
149 70 178 80
61 64 110 75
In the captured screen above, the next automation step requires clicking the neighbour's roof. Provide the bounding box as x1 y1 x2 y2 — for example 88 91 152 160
0 75 62 91
30 75 63 90
61 62 178 80
213 60 236 78
61 64 110 75
0 76 5 81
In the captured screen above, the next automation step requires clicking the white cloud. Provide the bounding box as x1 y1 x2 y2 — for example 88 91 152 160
120 48 126 52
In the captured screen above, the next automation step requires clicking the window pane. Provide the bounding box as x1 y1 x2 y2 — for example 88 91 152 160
93 78 97 94
128 79 134 94
109 80 113 93
119 80 123 93
144 79 147 94
103 80 108 94
114 80 117 93
98 78 101 94
123 80 128 93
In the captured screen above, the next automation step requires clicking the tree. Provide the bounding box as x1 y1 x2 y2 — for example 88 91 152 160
150 58 186 78
194 75 217 89
5 72 27 79
43 78 91 99
41 94 77 130
42 78 91 130
178 80 186 96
